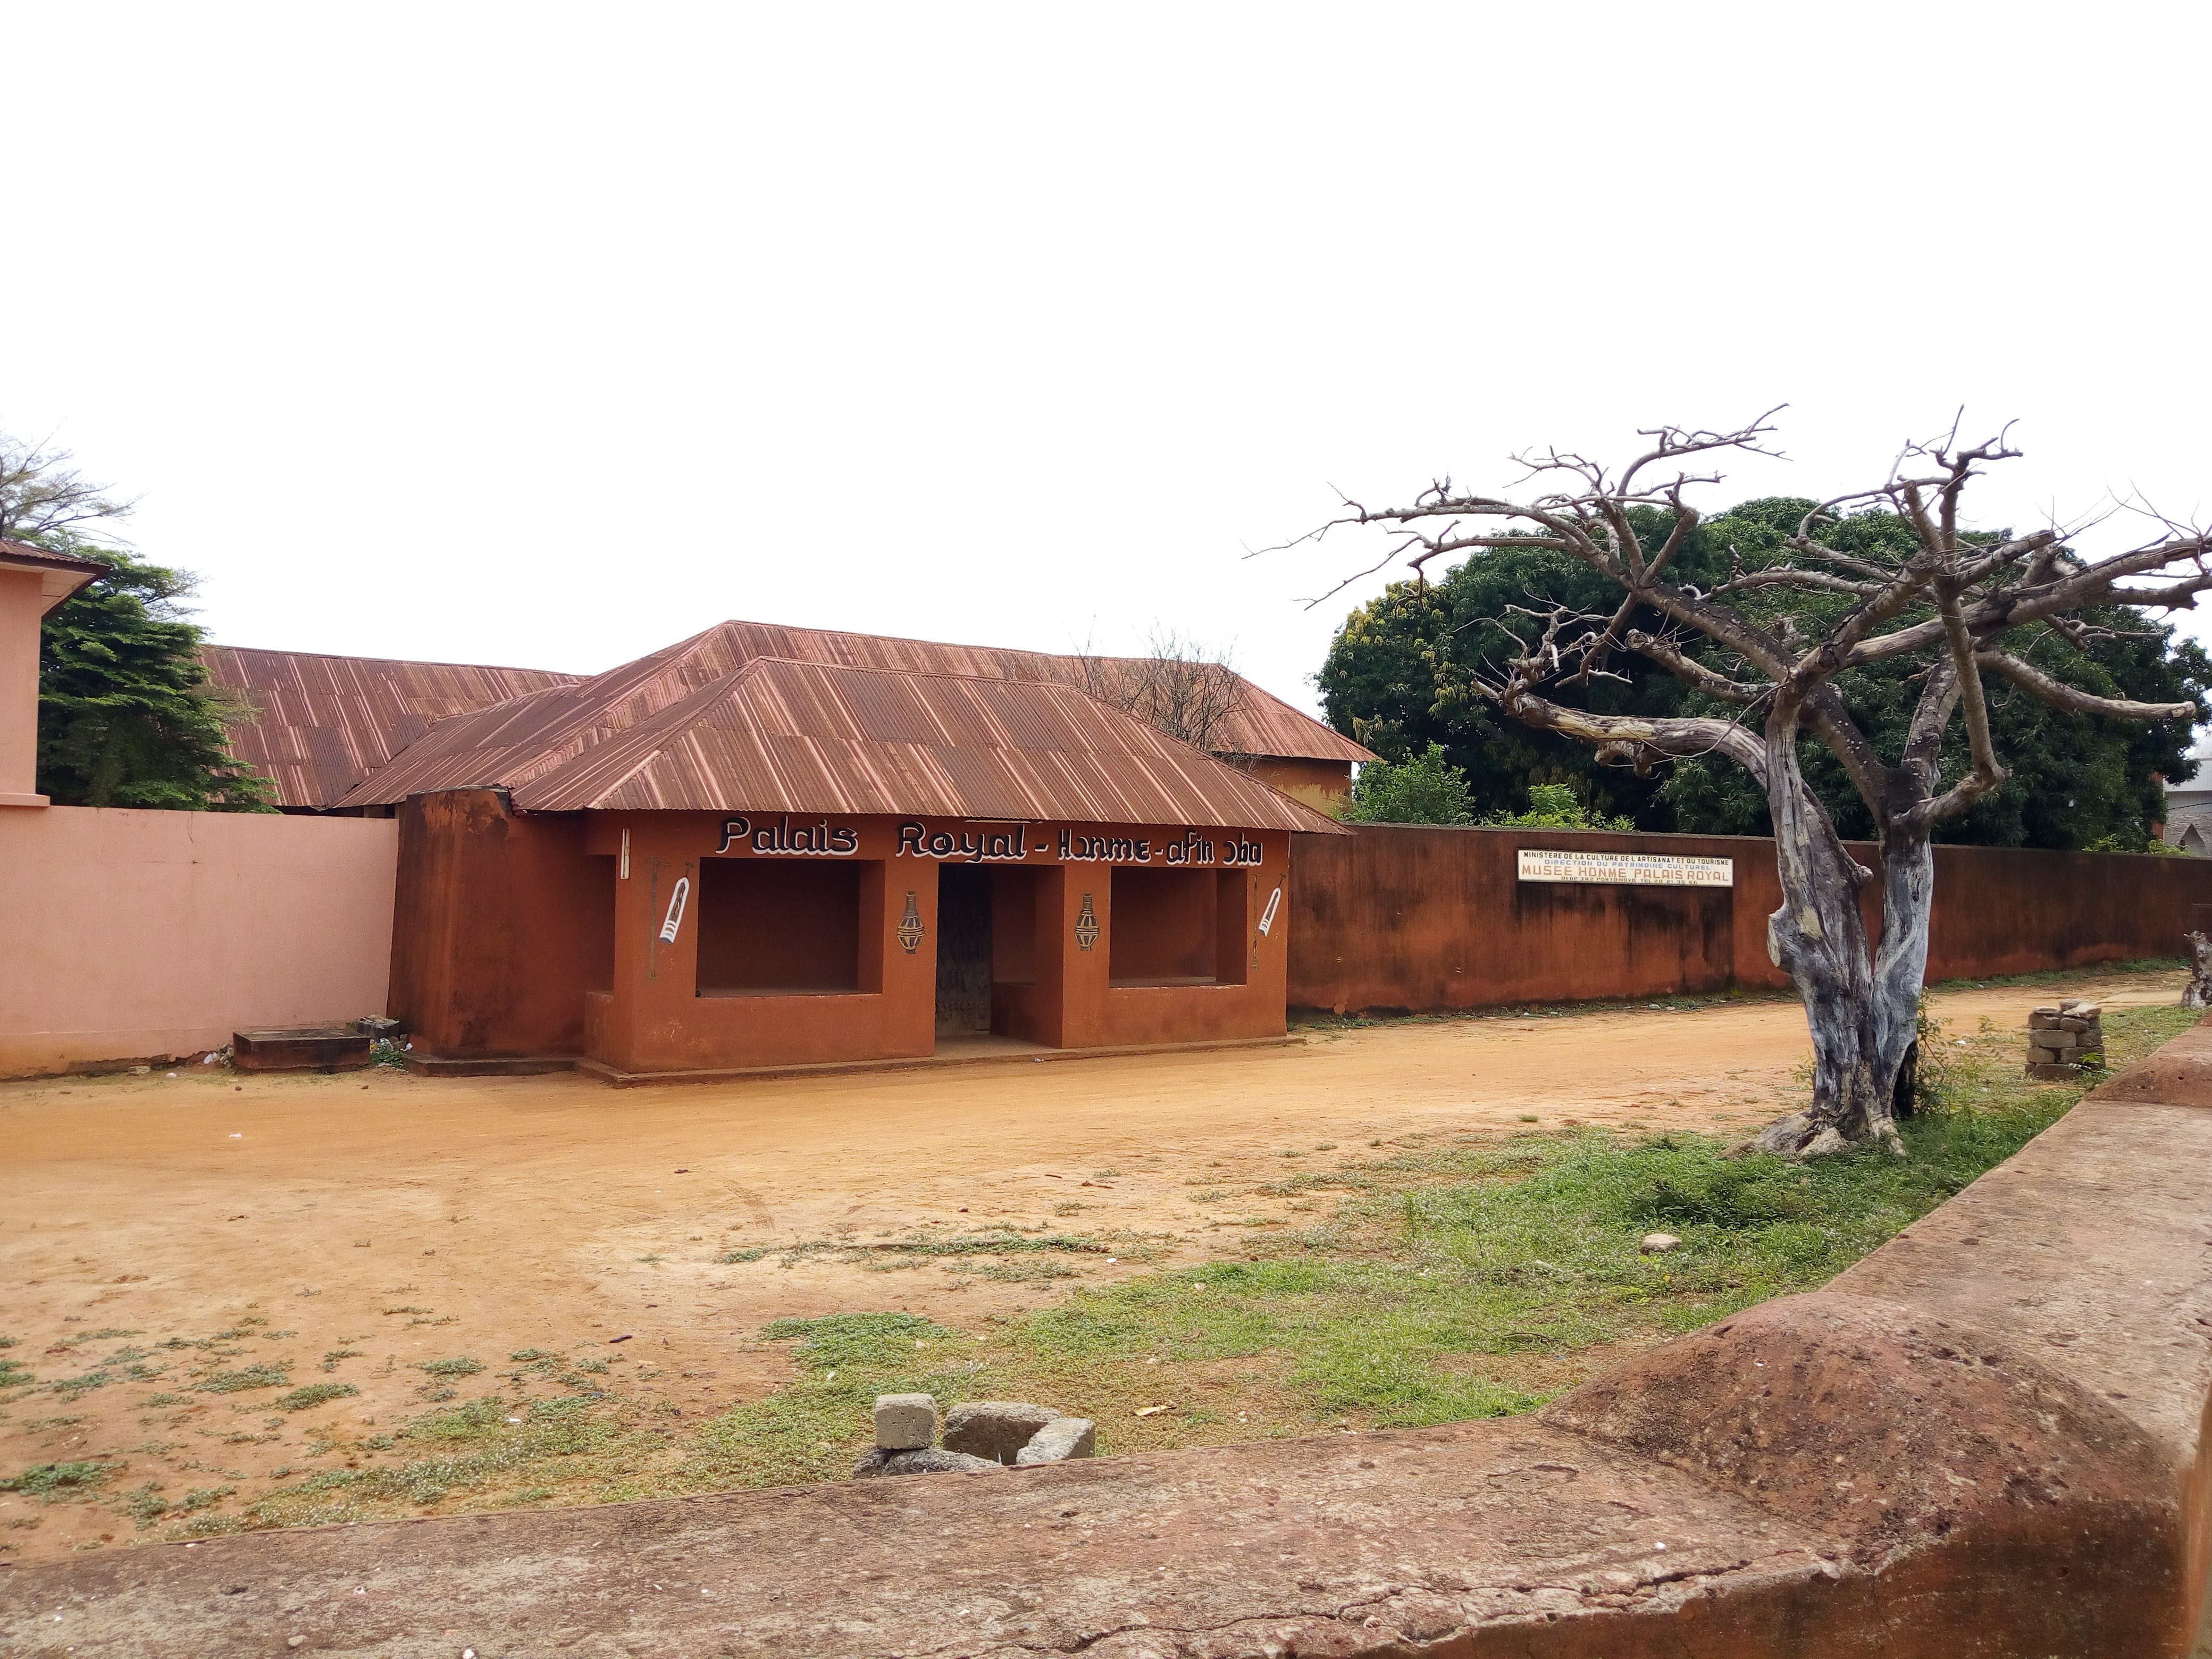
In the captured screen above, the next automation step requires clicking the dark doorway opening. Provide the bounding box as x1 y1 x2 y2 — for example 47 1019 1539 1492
935 866 993 1036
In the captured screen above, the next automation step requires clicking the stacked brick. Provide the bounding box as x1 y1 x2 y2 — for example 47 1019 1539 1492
2026 1000 2105 1080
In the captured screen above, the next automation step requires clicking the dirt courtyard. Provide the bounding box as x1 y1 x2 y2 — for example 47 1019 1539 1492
0 967 2182 1562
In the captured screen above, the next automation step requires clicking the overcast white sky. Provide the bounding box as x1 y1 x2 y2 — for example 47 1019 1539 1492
9 4 2210 720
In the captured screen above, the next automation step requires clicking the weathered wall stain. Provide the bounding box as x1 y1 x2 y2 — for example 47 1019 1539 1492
1291 823 2212 1015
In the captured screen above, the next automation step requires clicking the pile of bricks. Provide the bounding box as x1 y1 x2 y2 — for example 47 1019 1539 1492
2026 999 2105 1080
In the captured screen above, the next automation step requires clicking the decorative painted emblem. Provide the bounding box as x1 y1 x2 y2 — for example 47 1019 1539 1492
1256 885 1283 937
1074 891 1100 952
896 890 925 954
658 876 690 944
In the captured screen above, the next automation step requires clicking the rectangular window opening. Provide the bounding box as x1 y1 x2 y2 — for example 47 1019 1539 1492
697 860 866 996
1109 865 1226 987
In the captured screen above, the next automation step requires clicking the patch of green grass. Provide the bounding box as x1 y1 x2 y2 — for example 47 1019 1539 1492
418 1357 485 1378
999 1002 2197 1429
275 1383 359 1412
197 1364 290 1394
948 1259 1080 1283
3 1461 111 1496
405 1397 510 1443
714 1248 769 1264
758 1312 963 1371
320 1348 365 1372
122 1483 170 1527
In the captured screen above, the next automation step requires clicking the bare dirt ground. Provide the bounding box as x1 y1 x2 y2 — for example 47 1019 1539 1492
0 966 2181 1563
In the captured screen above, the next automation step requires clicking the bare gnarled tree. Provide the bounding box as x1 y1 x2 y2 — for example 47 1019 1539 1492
1280 415 2208 1155
1073 630 1250 757
0 430 135 547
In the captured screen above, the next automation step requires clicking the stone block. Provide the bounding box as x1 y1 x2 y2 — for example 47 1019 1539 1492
1640 1233 1682 1254
231 1026 372 1074
873 1393 936 1451
943 1401 1062 1464
1015 1418 1097 1465
2029 1011 2063 1032
2033 1003 2063 1019
851 1446 1001 1478
2039 1029 2076 1049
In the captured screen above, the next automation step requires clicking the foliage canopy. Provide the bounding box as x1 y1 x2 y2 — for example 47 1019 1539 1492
1320 497 2208 850
36 541 272 811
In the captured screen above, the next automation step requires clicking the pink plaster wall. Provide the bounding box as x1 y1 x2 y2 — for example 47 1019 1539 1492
0 806 398 1077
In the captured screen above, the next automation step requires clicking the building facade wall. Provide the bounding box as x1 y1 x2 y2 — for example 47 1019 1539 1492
1289 823 2212 1016
577 811 1291 1075
387 790 609 1059
0 805 397 1077
1236 756 1352 813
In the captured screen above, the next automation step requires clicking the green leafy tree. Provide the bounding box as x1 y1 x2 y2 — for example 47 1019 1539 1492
1343 742 1475 824
1321 523 1722 826
1322 497 2207 851
1481 781 1633 831
3 428 271 811
36 542 273 810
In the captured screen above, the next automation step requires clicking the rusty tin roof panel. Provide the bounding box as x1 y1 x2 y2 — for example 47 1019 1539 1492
690 619 1373 764
202 644 585 808
498 659 1343 831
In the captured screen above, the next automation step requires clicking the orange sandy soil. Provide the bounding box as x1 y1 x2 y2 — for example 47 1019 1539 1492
0 966 2180 1563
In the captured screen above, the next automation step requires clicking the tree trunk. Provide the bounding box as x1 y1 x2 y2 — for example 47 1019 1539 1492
1745 725 1920 1158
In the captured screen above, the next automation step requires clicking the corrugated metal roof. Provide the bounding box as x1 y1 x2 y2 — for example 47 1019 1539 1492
464 619 1371 766
680 620 1374 765
332 618 1368 810
349 656 1344 832
201 644 585 808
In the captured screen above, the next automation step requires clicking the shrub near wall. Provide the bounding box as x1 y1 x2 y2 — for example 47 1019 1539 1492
1288 823 2212 1015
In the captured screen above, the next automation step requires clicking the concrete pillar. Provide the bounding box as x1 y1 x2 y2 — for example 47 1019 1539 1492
0 567 48 808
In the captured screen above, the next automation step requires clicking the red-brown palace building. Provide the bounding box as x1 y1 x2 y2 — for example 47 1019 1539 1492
205 622 1359 1081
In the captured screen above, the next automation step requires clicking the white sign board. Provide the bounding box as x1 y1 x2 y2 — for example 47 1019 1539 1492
1516 848 1734 889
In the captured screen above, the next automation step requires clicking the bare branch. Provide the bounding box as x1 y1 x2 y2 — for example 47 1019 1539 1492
0 430 136 546
1974 650 2197 722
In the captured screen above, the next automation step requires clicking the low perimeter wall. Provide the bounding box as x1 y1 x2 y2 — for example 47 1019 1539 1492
1289 823 2212 1015
0 806 398 1076
8 1019 2212 1653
